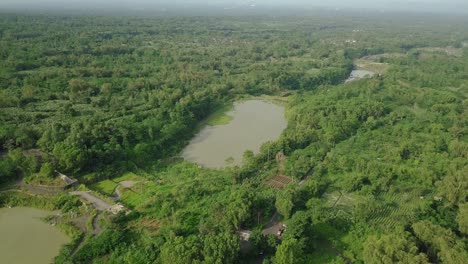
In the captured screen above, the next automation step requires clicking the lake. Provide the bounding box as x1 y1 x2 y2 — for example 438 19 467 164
346 70 375 82
182 99 287 168
0 207 69 264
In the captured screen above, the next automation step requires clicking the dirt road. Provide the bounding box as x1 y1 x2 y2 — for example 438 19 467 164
70 191 112 211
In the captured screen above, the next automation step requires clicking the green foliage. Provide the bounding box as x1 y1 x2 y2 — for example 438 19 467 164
159 235 201 264
0 191 81 213
73 228 126 262
202 232 240 264
275 189 295 219
363 232 429 264
54 194 82 213
456 203 468 234
412 221 468 264
0 151 20 184
0 192 56 209
274 238 304 264
39 162 54 178
91 180 118 196
0 12 467 264
436 167 468 206
250 230 278 256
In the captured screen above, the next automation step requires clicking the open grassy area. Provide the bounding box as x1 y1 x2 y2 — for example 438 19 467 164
90 172 145 196
113 172 142 182
355 59 389 74
323 191 361 210
90 180 118 196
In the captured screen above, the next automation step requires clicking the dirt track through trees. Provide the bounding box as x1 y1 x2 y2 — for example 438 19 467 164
70 191 112 211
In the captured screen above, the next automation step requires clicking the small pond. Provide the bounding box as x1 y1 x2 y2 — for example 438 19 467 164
0 207 69 264
182 100 287 168
346 70 375 82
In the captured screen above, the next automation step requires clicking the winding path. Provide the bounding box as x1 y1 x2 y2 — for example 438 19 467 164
112 180 138 201
70 191 112 211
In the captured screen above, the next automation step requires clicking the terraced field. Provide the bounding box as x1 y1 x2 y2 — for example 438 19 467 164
368 190 434 231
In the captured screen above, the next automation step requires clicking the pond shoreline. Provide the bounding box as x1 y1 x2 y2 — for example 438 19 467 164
182 98 287 168
0 207 70 264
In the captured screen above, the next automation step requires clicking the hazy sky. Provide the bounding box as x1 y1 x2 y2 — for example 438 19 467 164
1 0 467 14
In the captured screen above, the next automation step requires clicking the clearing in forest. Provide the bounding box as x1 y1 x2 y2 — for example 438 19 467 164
354 59 389 75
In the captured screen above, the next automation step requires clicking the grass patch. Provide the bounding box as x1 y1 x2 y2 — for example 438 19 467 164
90 172 144 196
24 174 65 187
90 180 118 196
355 59 389 74
204 103 234 126
0 191 57 210
113 172 142 183
323 191 360 211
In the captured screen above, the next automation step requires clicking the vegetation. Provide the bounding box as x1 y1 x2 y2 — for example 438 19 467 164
0 11 467 264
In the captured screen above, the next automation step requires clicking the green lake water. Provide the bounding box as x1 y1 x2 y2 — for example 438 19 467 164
0 207 69 264
182 100 287 168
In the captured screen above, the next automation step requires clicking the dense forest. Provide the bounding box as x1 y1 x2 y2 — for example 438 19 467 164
0 12 467 264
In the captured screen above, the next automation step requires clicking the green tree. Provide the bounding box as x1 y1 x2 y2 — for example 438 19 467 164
275 189 295 219
456 203 468 235
274 238 304 264
39 162 54 178
413 221 468 264
225 189 253 229
363 232 429 264
202 232 240 264
436 167 467 205
159 236 201 264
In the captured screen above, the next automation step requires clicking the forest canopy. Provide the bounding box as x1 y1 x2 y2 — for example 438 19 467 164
0 11 467 264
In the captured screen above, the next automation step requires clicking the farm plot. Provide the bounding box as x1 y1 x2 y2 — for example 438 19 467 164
266 175 293 189
367 190 433 231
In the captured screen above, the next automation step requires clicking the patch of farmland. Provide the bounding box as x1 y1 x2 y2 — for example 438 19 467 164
368 189 433 231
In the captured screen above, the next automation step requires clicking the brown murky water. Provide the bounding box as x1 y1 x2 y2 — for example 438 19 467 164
182 100 287 168
0 207 69 264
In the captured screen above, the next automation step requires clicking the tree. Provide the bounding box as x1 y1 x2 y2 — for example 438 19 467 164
275 189 295 219
100 83 113 95
436 167 467 205
363 232 429 264
413 221 468 264
456 203 468 235
250 230 278 255
20 85 35 103
225 189 253 230
159 236 201 264
0 157 16 184
274 238 304 264
282 211 313 241
52 143 87 172
202 232 240 264
39 162 54 178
